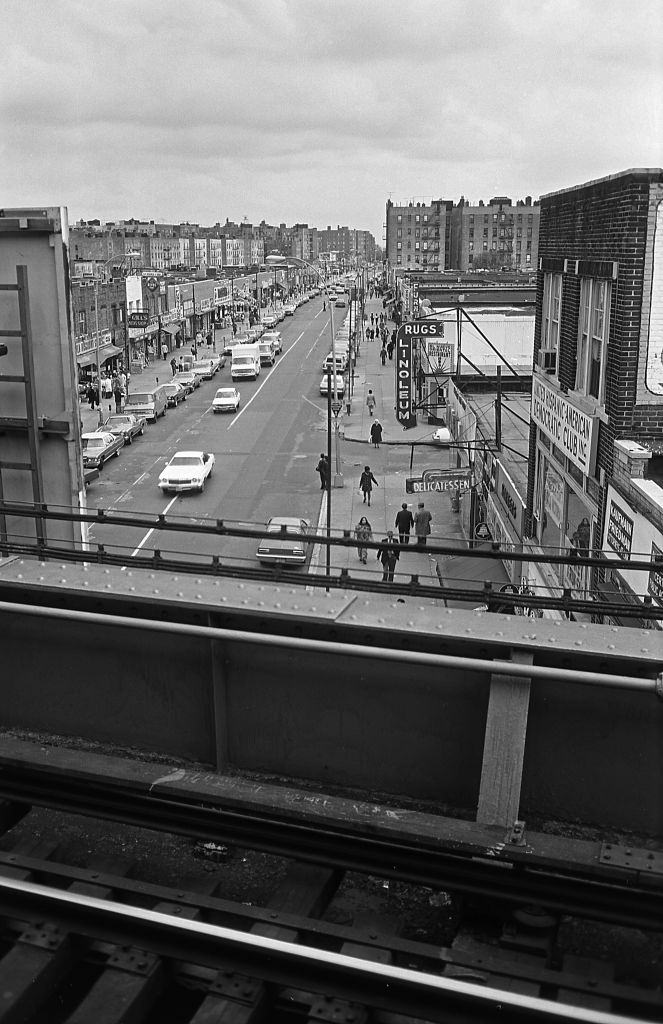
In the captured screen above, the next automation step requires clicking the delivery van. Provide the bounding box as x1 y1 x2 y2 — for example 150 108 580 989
231 343 261 380
124 384 168 423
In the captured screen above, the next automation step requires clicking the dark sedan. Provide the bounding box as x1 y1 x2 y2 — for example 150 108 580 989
103 412 146 444
81 431 124 469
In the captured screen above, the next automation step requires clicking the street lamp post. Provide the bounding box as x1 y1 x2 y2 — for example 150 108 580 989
266 254 340 588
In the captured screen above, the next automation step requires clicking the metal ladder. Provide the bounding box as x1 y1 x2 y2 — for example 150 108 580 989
0 265 47 548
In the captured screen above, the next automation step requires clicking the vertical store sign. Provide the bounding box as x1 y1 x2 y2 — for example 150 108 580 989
396 326 414 426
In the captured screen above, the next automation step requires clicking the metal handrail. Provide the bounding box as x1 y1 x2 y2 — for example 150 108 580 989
0 599 658 693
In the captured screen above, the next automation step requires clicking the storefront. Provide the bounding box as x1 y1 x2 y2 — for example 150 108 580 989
597 483 663 628
530 373 600 597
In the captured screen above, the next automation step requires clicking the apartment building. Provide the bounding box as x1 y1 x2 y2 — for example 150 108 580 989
385 199 453 271
291 224 319 261
451 196 539 271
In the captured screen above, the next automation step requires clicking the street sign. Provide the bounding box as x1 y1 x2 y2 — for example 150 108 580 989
127 312 149 328
331 400 342 414
406 468 473 494
474 521 492 540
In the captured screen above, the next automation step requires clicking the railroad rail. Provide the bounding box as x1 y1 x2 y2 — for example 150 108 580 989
0 812 660 1022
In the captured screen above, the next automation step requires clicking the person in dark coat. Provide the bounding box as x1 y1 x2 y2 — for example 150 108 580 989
87 383 97 410
395 503 414 544
414 502 432 546
370 419 383 448
359 465 378 506
376 530 400 582
354 515 372 564
316 453 330 490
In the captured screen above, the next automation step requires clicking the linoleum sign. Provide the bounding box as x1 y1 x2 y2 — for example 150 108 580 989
531 375 597 474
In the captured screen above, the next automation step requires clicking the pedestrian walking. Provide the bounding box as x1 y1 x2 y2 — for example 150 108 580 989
354 515 372 564
87 383 97 410
161 343 168 361
112 374 123 413
366 390 376 417
380 345 387 366
395 503 414 544
102 374 112 401
323 299 326 311
359 465 378 506
414 502 432 546
387 339 395 360
170 357 177 376
376 530 400 582
370 313 374 326
316 453 330 490
178 358 184 372
370 419 383 448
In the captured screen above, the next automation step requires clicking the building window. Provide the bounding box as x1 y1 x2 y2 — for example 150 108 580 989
483 228 488 238
576 278 610 401
397 215 402 223
397 241 402 250
415 215 420 223
78 311 87 332
423 215 428 223
397 255 402 264
469 241 474 251
540 273 561 374
397 229 402 238
469 215 474 223
483 241 488 251
492 214 498 222
415 229 420 238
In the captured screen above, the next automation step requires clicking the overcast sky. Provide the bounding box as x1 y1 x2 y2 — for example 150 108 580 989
2 0 661 241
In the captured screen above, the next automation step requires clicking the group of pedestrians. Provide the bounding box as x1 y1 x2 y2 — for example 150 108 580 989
352 495 433 581
86 369 128 414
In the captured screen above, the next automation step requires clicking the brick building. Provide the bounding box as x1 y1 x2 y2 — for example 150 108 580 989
385 199 453 271
450 196 539 271
524 167 663 614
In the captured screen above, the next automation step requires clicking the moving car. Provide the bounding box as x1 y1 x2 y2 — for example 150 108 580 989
261 330 282 354
158 451 215 493
164 381 186 406
257 516 311 565
81 431 124 469
319 374 345 397
432 425 452 445
172 371 199 393
103 412 146 444
212 387 240 413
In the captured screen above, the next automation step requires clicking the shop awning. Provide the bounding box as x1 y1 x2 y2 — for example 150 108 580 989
161 323 181 336
77 343 123 367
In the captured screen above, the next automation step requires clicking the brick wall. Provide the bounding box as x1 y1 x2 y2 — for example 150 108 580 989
528 169 663 539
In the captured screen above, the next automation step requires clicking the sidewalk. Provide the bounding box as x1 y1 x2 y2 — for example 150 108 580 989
310 296 508 602
80 324 235 434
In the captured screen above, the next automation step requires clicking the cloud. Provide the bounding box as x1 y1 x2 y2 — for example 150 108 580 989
1 0 661 237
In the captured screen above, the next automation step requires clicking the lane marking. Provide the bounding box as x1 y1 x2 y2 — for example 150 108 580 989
227 329 306 429
302 395 325 413
129 494 179 557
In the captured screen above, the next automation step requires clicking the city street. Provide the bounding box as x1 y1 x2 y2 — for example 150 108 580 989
83 298 343 570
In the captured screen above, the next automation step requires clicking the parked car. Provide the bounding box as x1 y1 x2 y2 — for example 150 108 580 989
212 387 241 413
260 314 278 329
224 335 248 355
257 516 311 565
284 303 297 316
103 412 146 444
334 297 346 308
191 358 219 380
81 431 124 469
172 371 199 393
432 426 452 445
164 382 187 406
158 450 215 493
319 374 346 397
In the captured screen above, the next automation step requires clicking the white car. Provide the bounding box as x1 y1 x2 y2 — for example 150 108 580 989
432 426 452 445
212 387 240 413
284 303 297 316
158 450 215 493
319 374 345 397
257 516 311 565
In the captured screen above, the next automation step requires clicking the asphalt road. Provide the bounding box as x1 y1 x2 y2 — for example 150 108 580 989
85 299 337 570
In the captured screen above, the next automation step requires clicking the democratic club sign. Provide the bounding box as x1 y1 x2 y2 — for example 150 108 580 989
396 320 446 427
531 374 598 475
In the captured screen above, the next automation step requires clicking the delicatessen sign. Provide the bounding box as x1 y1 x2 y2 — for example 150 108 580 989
531 374 598 475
